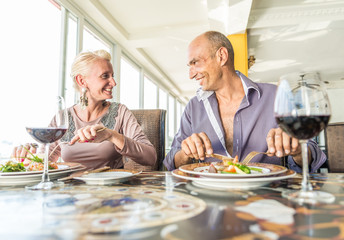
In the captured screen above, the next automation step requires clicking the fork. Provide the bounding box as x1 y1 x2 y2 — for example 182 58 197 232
241 151 269 165
49 127 107 157
207 152 268 165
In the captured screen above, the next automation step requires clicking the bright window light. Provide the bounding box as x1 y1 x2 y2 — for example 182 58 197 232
120 58 140 109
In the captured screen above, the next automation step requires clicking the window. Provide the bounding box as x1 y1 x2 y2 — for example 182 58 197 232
64 14 78 107
0 0 61 156
0 0 187 158
159 89 167 110
83 26 110 52
168 95 176 145
144 76 157 109
120 57 140 109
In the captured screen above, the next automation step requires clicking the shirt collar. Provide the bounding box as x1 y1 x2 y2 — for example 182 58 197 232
196 70 261 101
237 70 261 99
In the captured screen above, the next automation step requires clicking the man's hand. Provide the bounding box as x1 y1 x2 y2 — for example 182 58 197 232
174 132 213 168
181 132 213 160
266 128 309 166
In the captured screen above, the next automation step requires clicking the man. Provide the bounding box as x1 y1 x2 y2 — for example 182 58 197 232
163 31 326 173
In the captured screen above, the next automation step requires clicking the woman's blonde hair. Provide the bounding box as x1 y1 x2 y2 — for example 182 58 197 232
71 49 112 90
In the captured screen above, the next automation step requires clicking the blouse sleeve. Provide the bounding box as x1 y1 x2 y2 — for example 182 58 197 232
113 104 157 166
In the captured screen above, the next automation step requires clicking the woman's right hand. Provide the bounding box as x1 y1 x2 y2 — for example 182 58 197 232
11 143 38 162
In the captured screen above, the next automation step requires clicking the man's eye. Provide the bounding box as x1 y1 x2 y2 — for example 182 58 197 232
101 74 109 79
190 61 197 66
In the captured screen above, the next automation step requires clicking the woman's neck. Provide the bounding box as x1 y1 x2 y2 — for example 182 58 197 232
75 101 109 122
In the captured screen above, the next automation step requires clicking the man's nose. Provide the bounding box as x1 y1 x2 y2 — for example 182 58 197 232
189 67 196 80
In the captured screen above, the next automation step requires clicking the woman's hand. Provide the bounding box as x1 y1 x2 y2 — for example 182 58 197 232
69 124 125 149
11 143 38 162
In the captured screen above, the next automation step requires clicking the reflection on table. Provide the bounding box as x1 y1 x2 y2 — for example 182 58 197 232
0 171 344 239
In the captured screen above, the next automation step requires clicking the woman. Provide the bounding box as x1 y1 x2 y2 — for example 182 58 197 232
13 50 157 170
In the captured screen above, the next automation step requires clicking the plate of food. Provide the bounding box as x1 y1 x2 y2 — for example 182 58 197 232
0 159 83 176
172 169 296 190
0 163 85 186
74 169 141 185
179 162 287 178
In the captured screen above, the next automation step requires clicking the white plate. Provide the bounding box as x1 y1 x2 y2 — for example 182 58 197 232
0 165 85 186
179 162 287 178
172 169 296 190
74 170 141 185
0 161 82 176
0 178 42 187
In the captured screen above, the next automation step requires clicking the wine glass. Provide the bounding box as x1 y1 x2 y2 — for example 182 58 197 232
25 96 68 190
274 72 334 204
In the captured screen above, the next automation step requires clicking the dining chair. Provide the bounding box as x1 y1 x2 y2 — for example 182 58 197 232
125 109 167 171
324 122 344 173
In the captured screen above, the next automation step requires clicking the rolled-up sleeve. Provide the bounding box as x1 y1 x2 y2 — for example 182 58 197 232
287 139 327 173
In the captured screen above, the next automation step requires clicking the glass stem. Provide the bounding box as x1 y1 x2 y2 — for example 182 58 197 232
300 140 312 192
42 143 50 182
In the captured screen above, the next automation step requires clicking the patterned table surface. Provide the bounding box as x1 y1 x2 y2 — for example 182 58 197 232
0 171 344 240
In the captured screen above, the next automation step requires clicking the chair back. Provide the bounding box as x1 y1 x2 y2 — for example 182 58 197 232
324 122 344 172
128 109 166 171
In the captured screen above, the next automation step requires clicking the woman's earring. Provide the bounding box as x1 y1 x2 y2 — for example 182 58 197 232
80 88 88 110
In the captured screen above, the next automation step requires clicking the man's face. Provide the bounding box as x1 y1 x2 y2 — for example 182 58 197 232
187 36 221 91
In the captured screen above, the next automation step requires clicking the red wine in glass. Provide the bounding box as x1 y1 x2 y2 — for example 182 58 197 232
26 127 67 143
275 115 330 140
274 72 334 204
25 96 68 190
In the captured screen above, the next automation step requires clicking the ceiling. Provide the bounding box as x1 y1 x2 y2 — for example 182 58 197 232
66 0 344 102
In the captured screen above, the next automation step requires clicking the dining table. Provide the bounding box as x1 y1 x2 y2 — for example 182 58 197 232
0 168 344 240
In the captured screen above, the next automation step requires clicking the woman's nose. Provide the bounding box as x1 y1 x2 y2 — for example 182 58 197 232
110 77 116 86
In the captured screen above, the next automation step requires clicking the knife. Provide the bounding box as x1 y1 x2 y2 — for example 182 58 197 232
207 153 233 162
58 166 110 181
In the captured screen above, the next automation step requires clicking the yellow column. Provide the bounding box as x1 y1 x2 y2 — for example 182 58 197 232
227 32 248 76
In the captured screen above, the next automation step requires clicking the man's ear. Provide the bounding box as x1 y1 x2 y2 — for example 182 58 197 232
217 47 229 67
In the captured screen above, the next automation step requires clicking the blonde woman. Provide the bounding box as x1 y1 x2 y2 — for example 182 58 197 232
14 50 156 170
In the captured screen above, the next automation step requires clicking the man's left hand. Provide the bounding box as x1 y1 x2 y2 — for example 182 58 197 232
266 128 304 165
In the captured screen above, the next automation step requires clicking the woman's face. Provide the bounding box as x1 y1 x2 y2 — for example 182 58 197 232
84 59 116 102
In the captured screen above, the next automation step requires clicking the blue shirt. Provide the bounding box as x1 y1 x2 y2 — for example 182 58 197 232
163 71 327 173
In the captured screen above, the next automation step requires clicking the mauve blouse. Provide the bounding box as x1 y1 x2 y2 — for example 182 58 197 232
49 102 156 170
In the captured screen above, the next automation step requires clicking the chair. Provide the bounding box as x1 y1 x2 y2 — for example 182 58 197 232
324 122 344 172
124 109 166 171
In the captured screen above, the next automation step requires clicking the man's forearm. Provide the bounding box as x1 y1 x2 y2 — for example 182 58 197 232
292 146 312 167
174 150 193 169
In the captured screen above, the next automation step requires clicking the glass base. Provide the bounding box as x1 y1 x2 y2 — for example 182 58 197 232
282 190 335 204
25 181 64 190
